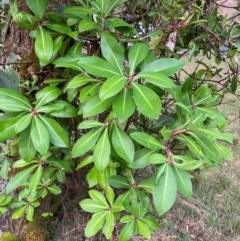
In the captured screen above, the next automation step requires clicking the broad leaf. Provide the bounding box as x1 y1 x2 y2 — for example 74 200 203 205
72 127 104 158
140 215 160 231
112 121 134 163
26 0 49 18
108 175 129 188
94 128 111 171
101 32 124 73
12 206 27 219
15 113 32 133
153 164 177 215
30 117 50 155
149 153 167 164
80 199 107 212
78 120 104 129
43 22 71 34
79 83 100 103
47 185 62 195
99 75 127 100
198 128 233 143
132 83 161 119
119 221 135 241
89 190 108 207
67 75 94 89
135 72 174 89
78 57 120 77
0 88 31 112
6 165 37 194
112 89 135 122
137 219 151 239
78 19 100 32
76 155 94 170
35 26 53 65
130 132 164 150
129 43 149 75
29 165 43 195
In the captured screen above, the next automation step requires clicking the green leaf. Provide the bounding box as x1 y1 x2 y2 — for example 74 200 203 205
130 132 164 150
129 43 149 75
26 0 49 18
137 219 151 239
99 75 127 100
215 143 233 161
140 215 160 231
173 166 192 198
13 12 40 29
26 205 34 221
29 165 43 195
80 83 100 103
72 127 104 158
231 75 238 93
35 86 62 108
0 88 32 112
83 95 114 118
47 185 62 195
6 165 37 194
43 22 71 34
30 117 50 155
35 26 53 65
79 57 120 78
108 175 129 188
112 121 134 163
89 190 108 207
153 164 177 215
156 163 167 182
76 156 94 170
39 116 69 148
198 128 233 143
140 58 184 76
94 128 111 171
85 211 107 237
12 206 27 219
101 32 124 73
19 127 36 162
132 83 161 119
80 199 107 212
119 221 135 241
1 159 9 179
78 120 104 129
106 185 115 205
135 72 174 89
67 75 94 89
78 19 100 32
138 175 156 193
149 153 167 164
173 158 202 171
63 6 96 18
112 89 135 123
103 216 115 239
15 113 32 133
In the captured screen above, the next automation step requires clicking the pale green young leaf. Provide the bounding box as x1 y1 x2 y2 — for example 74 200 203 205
112 89 135 123
80 199 107 213
78 57 120 78
78 120 104 129
101 32 124 73
138 175 156 193
130 132 164 150
173 166 192 198
39 115 69 148
67 75 94 89
106 185 115 205
215 143 233 161
129 43 149 75
76 156 94 170
72 127 104 158
12 206 27 219
1 159 9 179
99 75 127 100
120 215 134 223
149 153 167 164
29 165 43 196
137 219 151 239
26 205 34 221
86 166 98 188
153 164 177 215
13 159 36 168
107 175 129 188
119 221 135 241
35 27 53 65
85 211 107 237
135 72 174 89
47 185 62 195
94 128 111 171
6 165 37 194
103 218 115 239
26 0 49 18
15 113 32 133
30 117 50 155
173 159 202 171
89 190 108 207
0 88 32 112
140 215 160 231
112 121 134 163
132 83 161 119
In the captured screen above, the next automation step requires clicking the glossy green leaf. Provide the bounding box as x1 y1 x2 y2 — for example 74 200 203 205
35 86 62 108
101 32 124 73
12 206 27 219
78 120 104 129
86 166 98 188
83 95 114 118
106 185 115 205
80 199 107 212
156 163 167 182
35 26 53 65
78 19 100 33
0 116 20 142
78 57 120 78
119 221 135 241
149 153 167 164
135 72 174 89
79 83 100 103
84 211 107 237
0 88 31 112
72 127 104 158
6 165 37 194
63 6 96 18
30 117 50 155
112 89 135 123
138 175 156 193
26 205 34 221
13 12 40 30
173 166 192 198
1 159 9 179
103 216 115 239
89 190 108 207
99 75 127 100
47 185 62 195
29 165 43 195
137 219 151 239
140 58 184 75
173 159 202 171
230 75 238 93
129 43 149 75
94 128 111 171
43 22 71 34
132 83 161 119
112 121 134 163
15 113 32 133
153 164 177 215
39 116 69 147
140 215 160 231
67 75 94 89
26 0 49 18
130 132 164 150
108 175 129 188
19 127 36 162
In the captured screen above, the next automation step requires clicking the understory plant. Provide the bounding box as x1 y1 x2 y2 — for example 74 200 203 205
0 0 235 240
